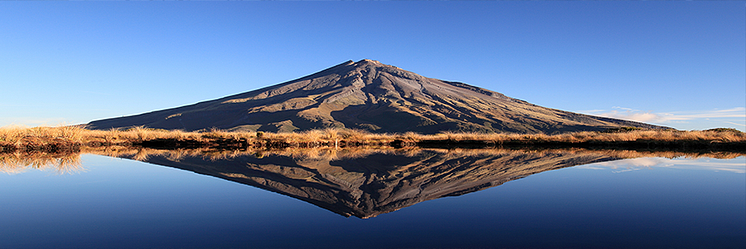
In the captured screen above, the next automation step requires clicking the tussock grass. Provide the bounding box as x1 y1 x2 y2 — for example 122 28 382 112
4 125 741 175
0 125 84 145
1 125 744 153
413 129 744 144
2 125 743 173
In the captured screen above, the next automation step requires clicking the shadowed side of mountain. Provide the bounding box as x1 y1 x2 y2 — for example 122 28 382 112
125 149 619 218
87 59 667 134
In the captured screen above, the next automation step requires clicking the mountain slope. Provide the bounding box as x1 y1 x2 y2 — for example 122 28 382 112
127 149 619 218
88 59 664 134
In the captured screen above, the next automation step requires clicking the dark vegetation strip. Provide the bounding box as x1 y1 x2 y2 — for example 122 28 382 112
414 139 746 153
4 138 742 155
1 126 744 153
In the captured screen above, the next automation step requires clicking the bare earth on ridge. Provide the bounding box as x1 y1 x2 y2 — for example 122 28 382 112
88 59 665 134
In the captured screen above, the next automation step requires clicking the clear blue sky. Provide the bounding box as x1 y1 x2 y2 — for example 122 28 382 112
1 1 744 131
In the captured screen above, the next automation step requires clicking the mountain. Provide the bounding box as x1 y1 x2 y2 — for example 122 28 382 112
123 149 619 218
87 59 664 134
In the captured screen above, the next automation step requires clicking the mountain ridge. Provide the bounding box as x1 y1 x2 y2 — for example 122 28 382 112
126 149 620 218
88 59 666 134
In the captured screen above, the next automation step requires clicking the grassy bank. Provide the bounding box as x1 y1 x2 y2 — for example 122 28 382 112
1 125 744 153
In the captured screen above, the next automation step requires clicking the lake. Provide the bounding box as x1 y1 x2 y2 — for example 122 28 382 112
1 148 744 248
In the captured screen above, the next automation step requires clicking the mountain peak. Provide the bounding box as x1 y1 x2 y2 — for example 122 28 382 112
355 59 384 65
87 60 667 134
349 59 398 71
357 58 379 63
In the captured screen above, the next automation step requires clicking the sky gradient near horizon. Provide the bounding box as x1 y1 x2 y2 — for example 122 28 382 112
1 1 744 131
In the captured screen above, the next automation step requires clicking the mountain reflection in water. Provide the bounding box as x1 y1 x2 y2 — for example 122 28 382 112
3 147 742 219
98 148 737 219
2 147 743 249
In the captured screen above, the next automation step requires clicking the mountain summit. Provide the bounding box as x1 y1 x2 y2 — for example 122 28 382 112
88 59 663 134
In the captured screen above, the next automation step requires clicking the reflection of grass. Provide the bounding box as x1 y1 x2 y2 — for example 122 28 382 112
1 125 744 153
2 142 742 175
0 151 82 174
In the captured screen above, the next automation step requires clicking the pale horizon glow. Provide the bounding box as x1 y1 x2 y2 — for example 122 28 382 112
580 107 746 131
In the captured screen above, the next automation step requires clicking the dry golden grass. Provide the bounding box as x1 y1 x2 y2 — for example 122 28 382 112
0 125 84 145
409 129 745 144
1 125 744 154
4 124 741 175
3 127 743 174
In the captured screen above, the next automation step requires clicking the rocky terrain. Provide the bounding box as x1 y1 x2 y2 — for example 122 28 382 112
88 59 664 134
133 149 619 218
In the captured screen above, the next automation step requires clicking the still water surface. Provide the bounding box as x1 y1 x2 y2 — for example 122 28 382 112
1 149 744 248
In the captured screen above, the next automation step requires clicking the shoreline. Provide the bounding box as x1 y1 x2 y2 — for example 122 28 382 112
1 126 744 154
2 143 744 175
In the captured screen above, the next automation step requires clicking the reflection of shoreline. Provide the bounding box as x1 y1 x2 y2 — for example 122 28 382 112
109 147 744 218
3 147 743 218
127 148 619 218
2 146 743 175
584 157 746 174
0 151 83 174
91 146 746 161
86 145 746 161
